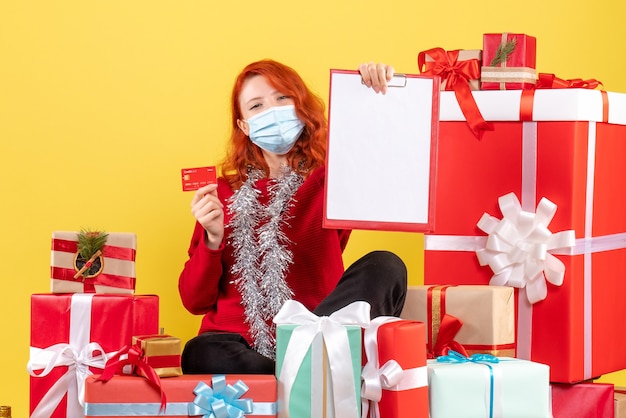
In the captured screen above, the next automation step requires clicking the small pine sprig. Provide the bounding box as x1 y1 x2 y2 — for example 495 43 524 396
77 228 108 259
490 38 518 66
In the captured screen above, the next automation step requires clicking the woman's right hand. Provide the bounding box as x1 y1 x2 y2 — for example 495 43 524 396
191 184 224 250
358 62 395 94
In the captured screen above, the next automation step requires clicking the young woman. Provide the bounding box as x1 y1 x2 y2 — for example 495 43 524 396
179 60 407 374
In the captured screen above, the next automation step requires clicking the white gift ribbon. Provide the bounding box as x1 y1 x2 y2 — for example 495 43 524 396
475 192 576 304
27 294 115 418
273 300 371 418
361 316 427 418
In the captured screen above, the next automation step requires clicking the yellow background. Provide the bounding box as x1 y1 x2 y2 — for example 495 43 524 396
1 0 625 414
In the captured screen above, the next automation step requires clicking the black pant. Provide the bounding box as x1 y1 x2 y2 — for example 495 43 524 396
181 250 407 374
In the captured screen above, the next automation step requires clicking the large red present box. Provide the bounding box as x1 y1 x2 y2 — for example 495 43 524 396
50 231 137 294
28 293 159 418
551 382 614 418
84 374 277 417
424 88 626 383
481 33 537 90
361 318 428 418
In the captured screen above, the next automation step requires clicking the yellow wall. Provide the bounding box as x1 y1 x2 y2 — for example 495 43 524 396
2 0 625 414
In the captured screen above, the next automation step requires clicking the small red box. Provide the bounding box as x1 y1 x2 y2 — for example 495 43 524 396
424 89 626 383
481 33 536 90
28 293 159 418
551 382 614 418
84 374 277 417
362 319 428 418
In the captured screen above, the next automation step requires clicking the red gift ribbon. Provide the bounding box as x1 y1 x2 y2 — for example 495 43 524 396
536 73 603 90
97 344 167 412
520 73 608 123
133 334 182 370
430 313 469 359
50 266 136 291
52 238 136 261
418 48 494 140
426 285 469 359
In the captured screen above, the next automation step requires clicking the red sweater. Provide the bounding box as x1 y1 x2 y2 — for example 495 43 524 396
178 166 351 344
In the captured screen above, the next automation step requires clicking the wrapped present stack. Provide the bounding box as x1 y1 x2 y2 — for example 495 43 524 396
86 32 617 418
399 31 625 416
28 229 162 417
28 229 284 417
273 300 429 418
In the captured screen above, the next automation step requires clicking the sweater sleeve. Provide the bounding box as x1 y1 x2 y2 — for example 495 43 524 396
178 220 225 315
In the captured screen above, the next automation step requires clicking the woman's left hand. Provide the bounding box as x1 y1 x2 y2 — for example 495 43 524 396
358 62 395 94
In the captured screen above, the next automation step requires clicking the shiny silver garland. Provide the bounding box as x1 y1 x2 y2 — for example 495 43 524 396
227 166 303 358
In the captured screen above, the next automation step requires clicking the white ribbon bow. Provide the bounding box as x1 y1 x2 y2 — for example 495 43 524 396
27 342 112 418
360 316 428 418
476 192 576 304
273 300 371 418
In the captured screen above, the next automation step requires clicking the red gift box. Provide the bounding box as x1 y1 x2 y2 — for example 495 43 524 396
361 318 428 418
551 382 614 418
84 374 277 417
28 293 159 418
481 33 537 90
424 89 626 383
50 231 137 294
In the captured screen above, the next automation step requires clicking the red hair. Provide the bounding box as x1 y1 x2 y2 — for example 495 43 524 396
220 60 328 189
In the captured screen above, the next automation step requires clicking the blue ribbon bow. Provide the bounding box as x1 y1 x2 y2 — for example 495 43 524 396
436 350 499 365
188 375 254 418
437 350 499 418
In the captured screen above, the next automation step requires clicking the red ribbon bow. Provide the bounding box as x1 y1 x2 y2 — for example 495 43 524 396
428 313 469 359
97 344 167 412
418 48 494 140
520 73 607 122
536 73 603 90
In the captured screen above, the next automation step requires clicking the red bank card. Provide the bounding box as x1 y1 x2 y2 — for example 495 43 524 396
181 166 217 191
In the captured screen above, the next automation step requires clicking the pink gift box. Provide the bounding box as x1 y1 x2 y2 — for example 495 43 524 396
28 293 159 417
551 382 614 418
84 374 277 417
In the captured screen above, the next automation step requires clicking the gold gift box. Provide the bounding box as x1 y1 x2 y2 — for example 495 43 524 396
401 285 515 356
616 386 626 418
422 49 482 91
132 334 183 378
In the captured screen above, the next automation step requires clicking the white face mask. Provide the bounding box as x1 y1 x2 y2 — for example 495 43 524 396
245 105 305 155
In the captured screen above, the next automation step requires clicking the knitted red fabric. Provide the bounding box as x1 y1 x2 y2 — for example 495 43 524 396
178 167 351 344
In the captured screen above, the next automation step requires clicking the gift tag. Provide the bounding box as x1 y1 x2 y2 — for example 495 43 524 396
181 166 217 191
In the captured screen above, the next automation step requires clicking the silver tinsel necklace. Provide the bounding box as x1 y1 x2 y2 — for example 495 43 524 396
227 166 304 359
